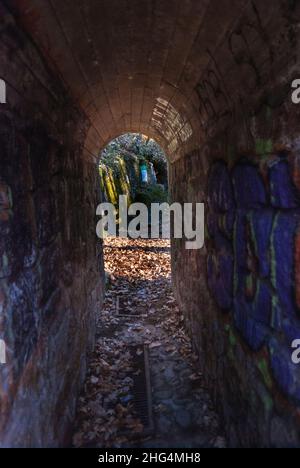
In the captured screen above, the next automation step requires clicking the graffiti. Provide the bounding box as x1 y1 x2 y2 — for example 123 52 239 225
195 64 232 138
228 0 274 92
207 162 234 309
194 1 274 135
207 155 300 402
194 0 300 136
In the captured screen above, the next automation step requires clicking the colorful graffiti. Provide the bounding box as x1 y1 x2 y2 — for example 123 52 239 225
207 156 300 403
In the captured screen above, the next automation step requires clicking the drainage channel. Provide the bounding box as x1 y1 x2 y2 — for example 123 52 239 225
115 291 153 439
122 344 154 440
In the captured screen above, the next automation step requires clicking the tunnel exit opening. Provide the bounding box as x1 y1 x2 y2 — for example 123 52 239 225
99 133 169 209
98 132 169 240
98 131 170 275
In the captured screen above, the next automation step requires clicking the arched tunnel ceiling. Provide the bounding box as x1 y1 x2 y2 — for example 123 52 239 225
9 0 250 160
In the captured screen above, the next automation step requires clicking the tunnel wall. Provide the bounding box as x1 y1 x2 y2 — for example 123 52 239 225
170 1 300 447
171 149 300 447
0 11 104 447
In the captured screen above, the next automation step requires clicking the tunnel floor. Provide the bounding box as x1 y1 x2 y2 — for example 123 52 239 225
71 238 225 448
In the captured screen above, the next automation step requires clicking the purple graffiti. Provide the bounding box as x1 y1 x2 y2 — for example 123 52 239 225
207 156 300 402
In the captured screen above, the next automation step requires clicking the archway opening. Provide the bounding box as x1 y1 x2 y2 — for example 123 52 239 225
99 133 169 215
98 132 170 320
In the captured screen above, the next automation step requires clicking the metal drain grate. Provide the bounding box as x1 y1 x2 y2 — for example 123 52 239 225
129 344 154 436
116 296 147 318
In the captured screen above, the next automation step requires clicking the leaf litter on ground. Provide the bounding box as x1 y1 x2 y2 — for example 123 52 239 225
72 237 225 448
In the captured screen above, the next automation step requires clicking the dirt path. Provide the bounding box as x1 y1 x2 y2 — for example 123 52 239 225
72 238 225 448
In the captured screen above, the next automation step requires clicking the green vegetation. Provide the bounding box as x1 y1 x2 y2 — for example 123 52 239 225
99 133 168 210
134 184 169 207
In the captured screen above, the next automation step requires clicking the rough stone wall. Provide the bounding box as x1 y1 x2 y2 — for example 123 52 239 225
170 0 300 448
0 8 104 447
171 150 300 447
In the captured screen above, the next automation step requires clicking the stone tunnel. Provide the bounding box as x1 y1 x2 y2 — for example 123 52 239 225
1 0 300 448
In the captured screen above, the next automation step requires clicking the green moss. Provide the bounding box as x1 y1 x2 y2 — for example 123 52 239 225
245 274 254 293
255 139 273 156
257 358 273 389
225 324 236 345
260 388 273 413
229 328 237 347
103 167 118 205
134 184 168 206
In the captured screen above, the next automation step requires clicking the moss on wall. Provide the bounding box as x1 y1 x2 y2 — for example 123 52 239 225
99 150 167 209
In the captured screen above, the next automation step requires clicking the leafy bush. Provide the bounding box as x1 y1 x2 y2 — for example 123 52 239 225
134 184 168 207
